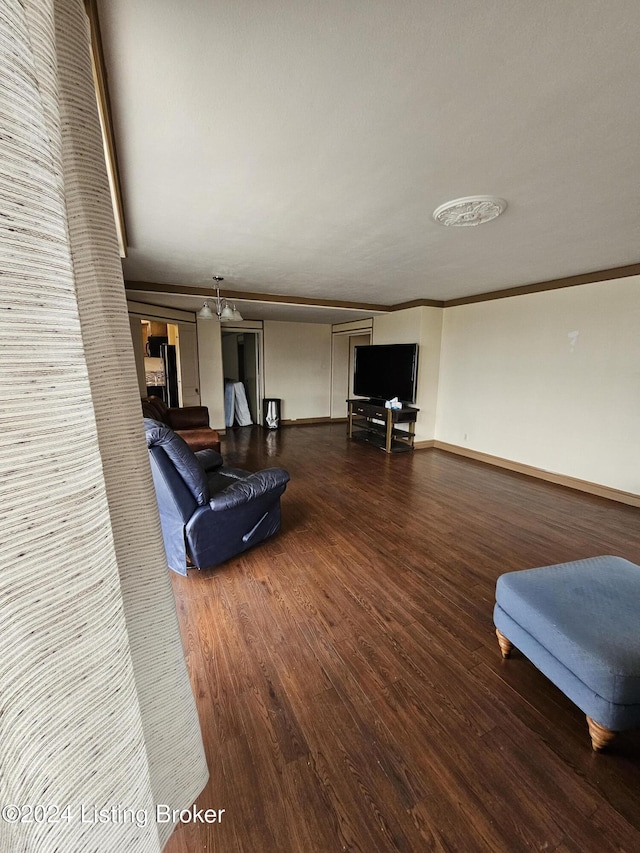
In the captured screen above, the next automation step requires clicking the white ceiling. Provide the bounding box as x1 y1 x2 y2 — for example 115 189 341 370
98 0 640 317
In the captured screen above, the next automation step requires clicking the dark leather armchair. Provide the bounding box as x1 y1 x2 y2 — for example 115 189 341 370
141 396 221 453
144 419 290 574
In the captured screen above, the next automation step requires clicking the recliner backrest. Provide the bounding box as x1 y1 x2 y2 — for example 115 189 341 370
144 419 210 505
142 396 169 423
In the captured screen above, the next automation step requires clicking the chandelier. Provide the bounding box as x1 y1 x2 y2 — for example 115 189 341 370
198 276 243 321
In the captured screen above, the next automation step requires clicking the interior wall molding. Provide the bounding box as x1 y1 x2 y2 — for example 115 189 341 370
332 318 374 333
281 416 336 426
125 281 390 313
126 299 196 323
391 298 445 310
414 439 436 450
221 319 263 330
126 260 640 318
84 0 128 258
430 441 640 508
443 262 640 307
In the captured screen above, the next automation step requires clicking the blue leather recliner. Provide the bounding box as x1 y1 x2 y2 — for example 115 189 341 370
144 419 290 574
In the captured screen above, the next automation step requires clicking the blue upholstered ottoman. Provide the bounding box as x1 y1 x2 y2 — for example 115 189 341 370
494 556 640 750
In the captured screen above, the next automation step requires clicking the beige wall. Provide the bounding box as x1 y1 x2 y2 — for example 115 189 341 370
128 314 147 396
264 321 332 420
197 317 226 431
436 277 640 493
373 306 443 442
132 280 640 496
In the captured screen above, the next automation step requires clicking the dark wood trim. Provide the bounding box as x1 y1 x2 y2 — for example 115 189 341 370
280 417 336 426
390 298 445 309
84 0 128 258
126 298 197 322
443 262 640 307
127 261 640 317
125 281 391 313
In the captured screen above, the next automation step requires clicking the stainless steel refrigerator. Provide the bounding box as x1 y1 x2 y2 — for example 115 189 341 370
145 336 179 406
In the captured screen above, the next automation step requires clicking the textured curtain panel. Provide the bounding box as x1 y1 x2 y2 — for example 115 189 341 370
0 1 208 851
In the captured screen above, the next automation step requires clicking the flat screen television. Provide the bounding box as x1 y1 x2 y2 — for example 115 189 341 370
353 343 418 404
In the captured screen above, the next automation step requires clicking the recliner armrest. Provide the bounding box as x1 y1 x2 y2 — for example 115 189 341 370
195 448 224 472
208 468 290 511
167 405 210 430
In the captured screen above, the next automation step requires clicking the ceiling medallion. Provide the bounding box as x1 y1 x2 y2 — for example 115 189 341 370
433 195 507 227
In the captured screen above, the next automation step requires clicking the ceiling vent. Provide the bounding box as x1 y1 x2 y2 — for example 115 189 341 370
433 195 507 227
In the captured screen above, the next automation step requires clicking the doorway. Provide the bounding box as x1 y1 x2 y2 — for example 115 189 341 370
330 330 372 419
139 318 200 407
221 330 262 426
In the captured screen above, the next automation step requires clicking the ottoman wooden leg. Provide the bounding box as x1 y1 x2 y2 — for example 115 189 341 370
586 716 616 751
496 628 513 658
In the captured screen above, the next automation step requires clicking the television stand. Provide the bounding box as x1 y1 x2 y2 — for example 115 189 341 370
347 399 419 454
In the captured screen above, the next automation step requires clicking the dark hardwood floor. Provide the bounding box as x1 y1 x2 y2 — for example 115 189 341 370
165 423 640 853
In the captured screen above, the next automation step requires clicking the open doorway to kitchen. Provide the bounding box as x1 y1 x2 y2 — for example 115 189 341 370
140 319 200 407
221 330 262 427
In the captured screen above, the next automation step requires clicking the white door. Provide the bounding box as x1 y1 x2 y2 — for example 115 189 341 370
177 323 201 406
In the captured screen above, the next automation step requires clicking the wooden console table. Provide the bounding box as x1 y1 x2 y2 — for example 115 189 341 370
347 399 419 454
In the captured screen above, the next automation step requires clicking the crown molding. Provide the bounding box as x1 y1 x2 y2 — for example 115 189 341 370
125 260 640 318
126 300 196 323
443 262 640 307
124 281 391 313
390 298 445 309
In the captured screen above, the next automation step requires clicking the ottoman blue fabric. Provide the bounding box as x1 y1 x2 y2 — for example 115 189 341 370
494 556 640 731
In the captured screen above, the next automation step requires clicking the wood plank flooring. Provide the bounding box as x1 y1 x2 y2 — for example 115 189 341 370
165 424 640 853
